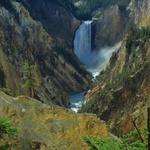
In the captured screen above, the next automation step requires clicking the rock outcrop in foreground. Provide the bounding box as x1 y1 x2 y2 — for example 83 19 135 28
0 91 108 150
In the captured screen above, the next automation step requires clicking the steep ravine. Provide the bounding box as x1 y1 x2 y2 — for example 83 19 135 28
70 20 122 112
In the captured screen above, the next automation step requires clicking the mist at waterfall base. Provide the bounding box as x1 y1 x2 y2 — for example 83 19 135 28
69 21 121 112
87 43 121 77
69 92 85 112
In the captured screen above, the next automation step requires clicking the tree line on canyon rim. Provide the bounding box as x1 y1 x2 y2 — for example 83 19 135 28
55 0 131 19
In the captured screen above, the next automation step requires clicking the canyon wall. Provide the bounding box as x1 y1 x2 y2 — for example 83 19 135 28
92 5 127 49
80 0 150 136
0 0 90 106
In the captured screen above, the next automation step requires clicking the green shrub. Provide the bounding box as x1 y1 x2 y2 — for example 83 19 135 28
0 117 17 137
0 117 17 150
0 144 9 150
82 136 123 150
82 129 147 150
122 129 147 150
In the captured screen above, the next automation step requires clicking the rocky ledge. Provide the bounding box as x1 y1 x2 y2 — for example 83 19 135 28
0 91 108 150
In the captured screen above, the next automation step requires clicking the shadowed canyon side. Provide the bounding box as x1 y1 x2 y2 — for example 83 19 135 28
0 0 90 106
20 0 80 47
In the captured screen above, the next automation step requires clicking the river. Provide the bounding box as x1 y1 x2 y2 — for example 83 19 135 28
70 21 121 112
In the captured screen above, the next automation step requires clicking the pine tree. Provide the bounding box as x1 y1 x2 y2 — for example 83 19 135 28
22 62 41 98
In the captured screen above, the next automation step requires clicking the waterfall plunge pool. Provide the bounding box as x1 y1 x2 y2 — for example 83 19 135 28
70 21 121 112
69 92 85 112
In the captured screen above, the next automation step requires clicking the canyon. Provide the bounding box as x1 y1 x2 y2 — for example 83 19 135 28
0 0 150 149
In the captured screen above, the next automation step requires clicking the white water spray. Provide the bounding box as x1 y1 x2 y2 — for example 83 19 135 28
87 42 122 78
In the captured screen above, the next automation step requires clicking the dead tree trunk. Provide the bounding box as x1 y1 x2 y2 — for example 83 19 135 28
132 119 145 144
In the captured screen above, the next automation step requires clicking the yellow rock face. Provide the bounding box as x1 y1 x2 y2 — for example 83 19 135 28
0 92 108 150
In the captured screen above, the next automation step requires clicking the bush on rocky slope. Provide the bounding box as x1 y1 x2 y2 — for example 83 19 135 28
83 129 147 150
0 117 17 150
0 117 17 137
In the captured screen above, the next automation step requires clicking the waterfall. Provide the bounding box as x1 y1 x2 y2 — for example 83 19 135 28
74 21 93 66
71 21 122 112
74 21 122 78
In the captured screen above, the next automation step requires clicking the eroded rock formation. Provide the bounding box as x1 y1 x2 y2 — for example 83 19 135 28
0 91 108 150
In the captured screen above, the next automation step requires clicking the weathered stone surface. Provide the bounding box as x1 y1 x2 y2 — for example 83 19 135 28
128 0 150 26
0 91 108 150
92 5 126 49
